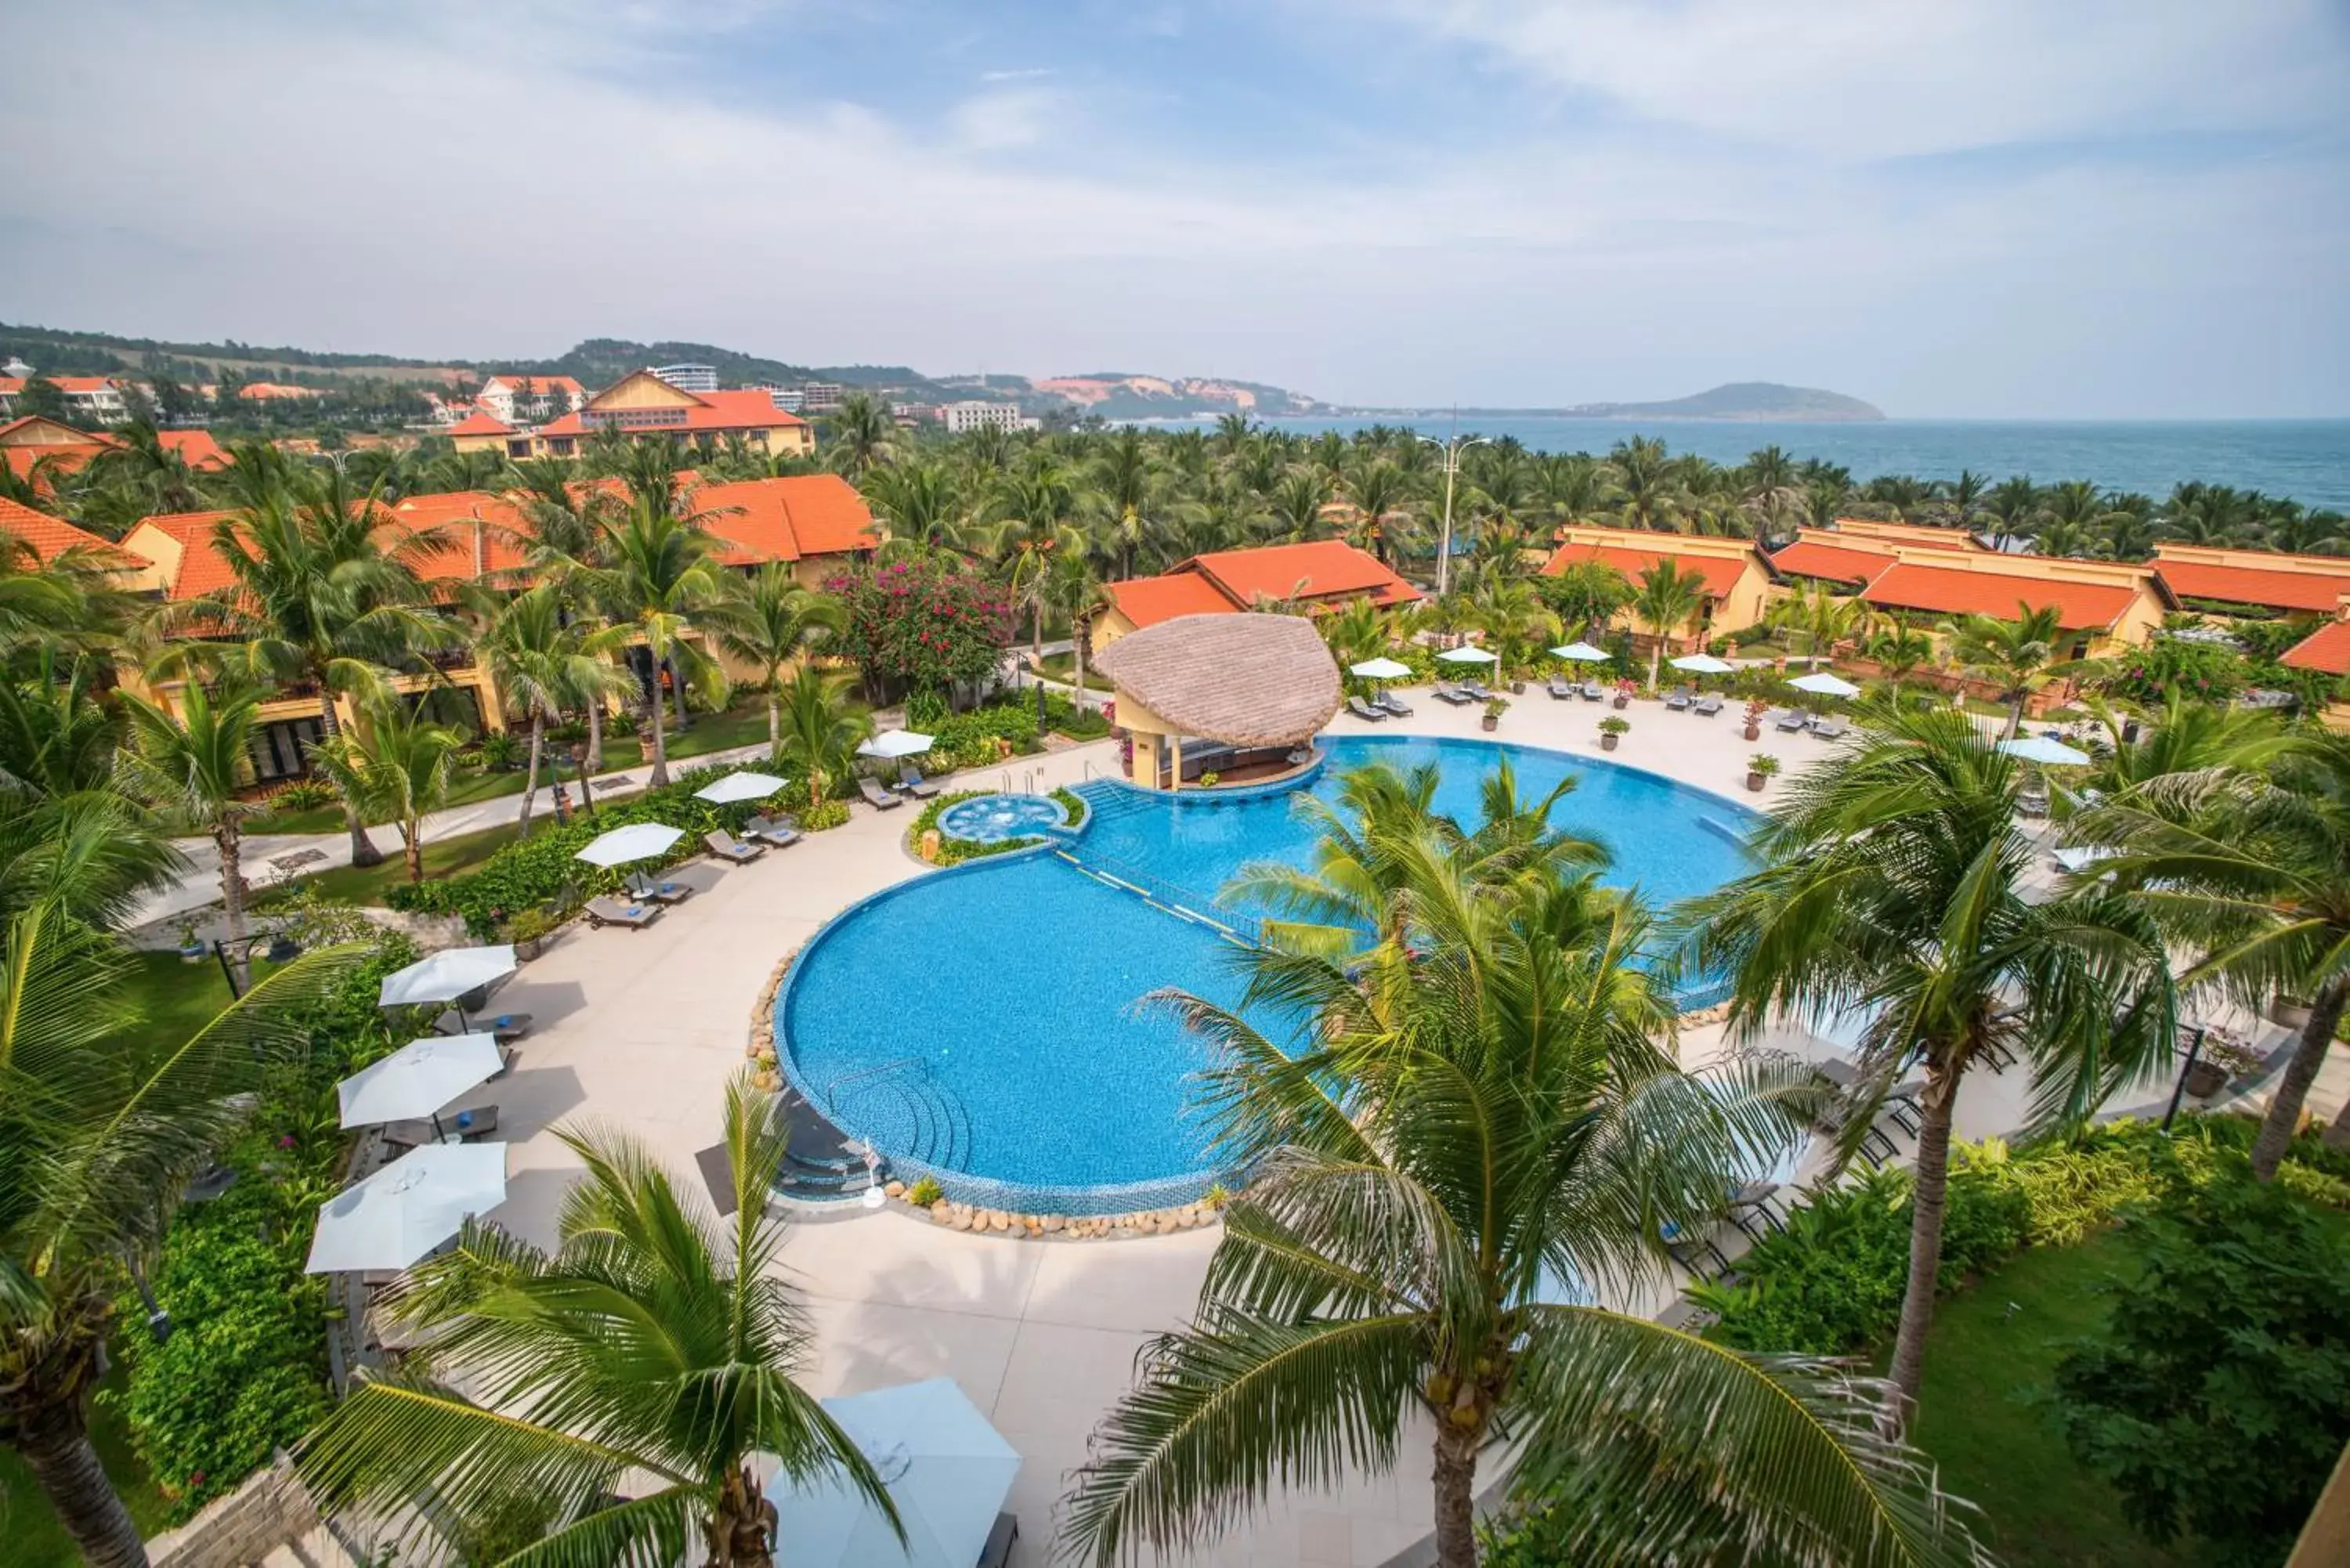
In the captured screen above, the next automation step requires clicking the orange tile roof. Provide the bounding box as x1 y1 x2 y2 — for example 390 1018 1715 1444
445 410 518 437
1767 537 1896 584
0 376 121 396
1858 561 2144 630
1104 570 1241 628
154 429 228 470
1186 540 1420 609
1540 539 1755 599
0 497 125 565
482 374 584 396
537 388 808 439
2151 555 2350 615
0 414 118 483
388 491 534 581
695 475 878 564
2282 620 2350 676
130 511 244 600
237 382 320 400
1829 517 1983 551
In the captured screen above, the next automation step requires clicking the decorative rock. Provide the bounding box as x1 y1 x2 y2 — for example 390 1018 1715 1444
884 1180 906 1198
951 1209 974 1231
930 1203 953 1226
1040 1215 1064 1234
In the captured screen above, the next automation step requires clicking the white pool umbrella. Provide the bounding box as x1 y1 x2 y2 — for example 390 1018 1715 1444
378 945 516 1010
2000 735 2094 767
1436 645 1498 665
1551 641 1611 662
693 771 790 804
1349 656 1412 681
338 1032 503 1131
857 728 935 760
1789 671 1862 698
765 1378 1021 1568
305 1143 507 1274
574 822 685 868
1669 653 1737 674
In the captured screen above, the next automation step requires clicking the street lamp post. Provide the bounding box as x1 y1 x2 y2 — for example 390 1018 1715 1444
1419 432 1489 598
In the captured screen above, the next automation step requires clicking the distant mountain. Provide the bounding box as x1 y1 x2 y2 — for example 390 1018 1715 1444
1033 372 1322 419
1354 383 1885 423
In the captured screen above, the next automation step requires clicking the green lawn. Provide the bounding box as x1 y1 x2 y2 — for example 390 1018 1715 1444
264 818 528 909
658 702 774 763
1909 1233 2175 1568
1032 651 1115 692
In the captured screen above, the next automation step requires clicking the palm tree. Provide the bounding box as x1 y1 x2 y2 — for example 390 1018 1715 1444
822 392 897 479
1769 582 1865 661
2081 728 2350 1176
1538 559 1632 642
295 1075 895 1567
1629 560 1708 689
572 496 732 787
1938 604 2077 737
465 584 630 836
309 697 463 884
1864 619 1938 694
2 905 355 1568
1066 819 1988 1567
1471 574 1559 685
775 667 870 812
1608 435 1683 531
860 460 967 558
118 682 266 985
1338 460 1412 565
1982 477 2041 551
703 565 844 757
981 461 1081 666
1677 706 2175 1412
1043 549 1108 715
167 464 454 867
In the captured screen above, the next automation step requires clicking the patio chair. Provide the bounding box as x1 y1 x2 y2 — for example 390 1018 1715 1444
1347 695 1386 722
381 1104 500 1150
703 829 765 865
1547 677 1574 700
2016 784 2050 819
1376 690 1413 717
895 765 940 799
744 814 803 848
978 1513 1020 1568
1665 685 1695 711
1693 694 1724 717
1811 716 1849 740
584 896 660 930
856 776 904 810
624 869 691 905
1462 680 1493 701
1433 683 1471 706
1580 681 1605 701
1773 709 1810 733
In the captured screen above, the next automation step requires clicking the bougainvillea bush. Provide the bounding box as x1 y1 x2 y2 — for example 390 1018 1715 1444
824 558 1014 699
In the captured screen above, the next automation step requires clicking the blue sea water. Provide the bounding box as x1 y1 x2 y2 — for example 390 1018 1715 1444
1144 415 2350 511
779 736 1755 1203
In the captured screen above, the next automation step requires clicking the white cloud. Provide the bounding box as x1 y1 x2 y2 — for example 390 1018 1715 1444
948 85 1069 150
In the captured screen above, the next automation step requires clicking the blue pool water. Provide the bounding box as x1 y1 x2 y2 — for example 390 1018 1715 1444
936 792 1067 843
779 736 1756 1207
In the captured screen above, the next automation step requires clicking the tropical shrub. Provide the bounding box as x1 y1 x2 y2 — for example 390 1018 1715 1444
266 779 335 813
906 1175 943 1207
2101 634 2249 707
1050 786 1089 828
824 558 1014 695
2047 1167 2350 1567
1043 689 1112 739
921 700 1043 771
908 790 1050 866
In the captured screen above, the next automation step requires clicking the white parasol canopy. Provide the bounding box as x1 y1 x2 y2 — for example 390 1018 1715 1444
1789 671 1862 698
1436 645 1499 665
1669 653 1737 674
305 1143 508 1274
1348 657 1413 681
765 1378 1021 1568
378 945 517 1010
2000 735 2094 766
1551 642 1611 662
857 728 935 760
338 1033 503 1129
693 771 790 804
575 822 685 868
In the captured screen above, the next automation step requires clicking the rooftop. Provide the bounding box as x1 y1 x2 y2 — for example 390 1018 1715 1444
0 497 127 565
1539 526 1766 599
1094 612 1343 746
2150 544 2350 615
2282 618 2350 676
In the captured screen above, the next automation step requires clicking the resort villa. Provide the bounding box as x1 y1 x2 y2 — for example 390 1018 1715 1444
1539 524 1778 644
1094 538 1420 646
1092 612 1343 789
0 412 228 485
446 369 816 463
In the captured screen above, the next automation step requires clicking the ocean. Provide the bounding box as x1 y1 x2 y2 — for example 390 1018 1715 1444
1146 416 2350 511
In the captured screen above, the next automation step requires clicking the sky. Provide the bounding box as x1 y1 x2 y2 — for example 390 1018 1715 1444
3 1 2346 418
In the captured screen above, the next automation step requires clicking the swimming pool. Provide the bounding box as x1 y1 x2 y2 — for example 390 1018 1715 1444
779 735 1757 1211
935 792 1068 843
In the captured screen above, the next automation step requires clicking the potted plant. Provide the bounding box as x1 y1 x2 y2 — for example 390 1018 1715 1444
1743 698 1769 742
1199 770 1222 787
1745 753 1781 793
1612 679 1633 710
508 907 558 962
175 920 205 964
1598 715 1629 752
2271 994 2314 1030
1481 695 1509 733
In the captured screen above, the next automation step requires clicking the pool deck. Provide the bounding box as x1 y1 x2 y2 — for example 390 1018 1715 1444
446 687 2283 1567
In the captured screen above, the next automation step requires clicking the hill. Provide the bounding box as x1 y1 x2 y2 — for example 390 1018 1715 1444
1567 382 1885 421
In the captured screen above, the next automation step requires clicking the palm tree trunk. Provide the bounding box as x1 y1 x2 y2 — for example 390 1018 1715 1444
1647 638 1662 693
667 656 690 734
215 821 248 992
15 1397 149 1568
320 692 383 869
2253 976 2348 1180
1430 1423 1480 1568
403 826 425 885
711 1465 777 1568
518 711 544 837
2324 1089 2350 1152
581 705 602 813
767 688 782 761
647 692 671 789
1072 628 1089 716
1886 1060 1961 1413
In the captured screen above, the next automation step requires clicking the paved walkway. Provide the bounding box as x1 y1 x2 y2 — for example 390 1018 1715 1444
356 685 2329 1566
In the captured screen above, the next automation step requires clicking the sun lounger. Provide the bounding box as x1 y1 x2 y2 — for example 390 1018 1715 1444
1693 695 1724 717
1773 709 1810 732
1462 681 1492 701
585 896 659 930
1433 684 1471 706
744 814 803 848
1665 686 1695 711
381 1104 501 1149
1581 681 1605 701
1810 717 1849 740
896 765 940 799
624 869 690 905
1376 691 1413 717
1347 695 1386 721
703 829 765 864
1548 677 1574 699
856 776 904 810
2052 845 2116 876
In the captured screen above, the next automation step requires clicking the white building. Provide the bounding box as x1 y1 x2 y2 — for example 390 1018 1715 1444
941 399 1037 434
798 382 846 413
0 374 129 421
475 374 584 424
753 381 804 413
649 363 719 394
